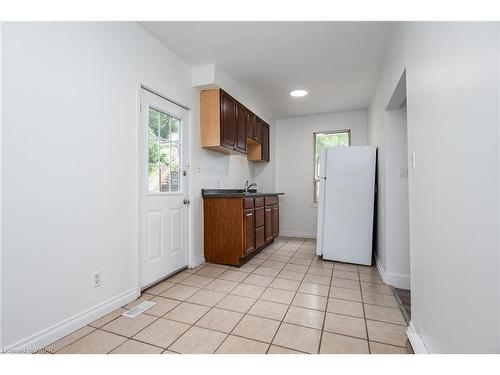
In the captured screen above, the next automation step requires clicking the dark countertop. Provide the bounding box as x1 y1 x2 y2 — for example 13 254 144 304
202 189 285 198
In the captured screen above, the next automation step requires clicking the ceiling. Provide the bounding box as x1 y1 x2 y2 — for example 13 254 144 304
140 22 391 119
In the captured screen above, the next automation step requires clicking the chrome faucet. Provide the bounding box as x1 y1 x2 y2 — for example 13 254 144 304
244 180 258 193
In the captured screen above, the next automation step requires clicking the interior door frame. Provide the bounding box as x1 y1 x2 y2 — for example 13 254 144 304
135 83 194 292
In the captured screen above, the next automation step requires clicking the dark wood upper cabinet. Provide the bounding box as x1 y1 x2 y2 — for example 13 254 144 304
200 88 270 162
246 111 255 139
254 118 263 143
220 90 237 150
235 103 247 153
262 124 270 162
248 122 269 163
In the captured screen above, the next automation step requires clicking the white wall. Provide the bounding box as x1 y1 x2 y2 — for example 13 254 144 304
383 102 410 287
0 22 195 350
274 110 368 237
0 22 3 350
368 26 406 278
1 22 276 350
369 22 500 353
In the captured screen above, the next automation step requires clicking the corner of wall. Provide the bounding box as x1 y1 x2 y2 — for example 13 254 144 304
407 321 429 354
375 254 410 289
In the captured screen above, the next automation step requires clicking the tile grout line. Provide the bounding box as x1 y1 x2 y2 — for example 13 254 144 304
51 237 404 354
164 268 253 353
213 238 296 354
49 237 285 354
360 265 371 354
317 254 335 354
215 238 301 352
103 263 237 353
265 237 320 354
165 238 290 353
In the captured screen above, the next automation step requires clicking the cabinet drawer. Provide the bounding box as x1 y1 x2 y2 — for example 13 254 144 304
264 196 279 206
254 197 264 208
255 226 265 248
243 197 254 209
254 206 264 227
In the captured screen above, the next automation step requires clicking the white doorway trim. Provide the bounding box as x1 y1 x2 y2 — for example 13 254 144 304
135 83 195 292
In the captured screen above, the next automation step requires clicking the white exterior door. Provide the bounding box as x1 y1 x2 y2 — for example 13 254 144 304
140 89 189 288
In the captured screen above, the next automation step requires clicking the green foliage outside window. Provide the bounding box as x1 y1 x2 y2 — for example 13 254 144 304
148 107 181 192
148 108 179 173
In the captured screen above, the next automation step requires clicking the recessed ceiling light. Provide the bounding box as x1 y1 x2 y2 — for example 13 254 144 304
289 89 308 97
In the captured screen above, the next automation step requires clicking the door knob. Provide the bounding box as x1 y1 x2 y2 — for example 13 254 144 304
183 198 191 205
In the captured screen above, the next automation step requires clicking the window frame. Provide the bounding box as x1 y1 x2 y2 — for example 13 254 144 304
313 129 351 204
147 104 183 195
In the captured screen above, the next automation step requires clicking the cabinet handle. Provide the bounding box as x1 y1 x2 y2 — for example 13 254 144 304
246 213 253 216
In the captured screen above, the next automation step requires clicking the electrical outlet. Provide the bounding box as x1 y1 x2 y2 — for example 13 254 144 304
93 272 102 288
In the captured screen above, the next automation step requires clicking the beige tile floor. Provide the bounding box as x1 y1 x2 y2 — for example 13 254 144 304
41 237 413 354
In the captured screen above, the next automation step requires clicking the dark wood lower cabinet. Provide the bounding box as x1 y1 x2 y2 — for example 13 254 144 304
255 226 265 249
272 205 279 238
254 206 264 227
264 206 273 242
203 195 279 266
244 209 255 255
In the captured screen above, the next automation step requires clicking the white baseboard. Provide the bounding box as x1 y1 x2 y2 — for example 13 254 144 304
280 230 316 239
375 255 411 289
4 288 139 353
191 255 205 268
407 321 429 354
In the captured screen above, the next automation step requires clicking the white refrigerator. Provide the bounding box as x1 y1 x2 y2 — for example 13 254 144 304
316 146 376 265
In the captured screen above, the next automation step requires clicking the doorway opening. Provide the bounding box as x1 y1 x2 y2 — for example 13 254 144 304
385 70 411 321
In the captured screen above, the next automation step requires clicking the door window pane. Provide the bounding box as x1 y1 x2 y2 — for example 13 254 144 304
148 107 181 193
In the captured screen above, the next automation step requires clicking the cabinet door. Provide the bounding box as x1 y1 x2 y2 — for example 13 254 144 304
244 209 255 255
264 206 273 242
255 118 263 143
254 206 264 228
255 226 265 249
262 124 269 161
272 205 279 238
235 104 247 153
246 111 255 139
220 91 236 150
